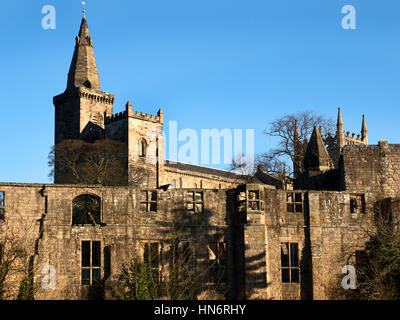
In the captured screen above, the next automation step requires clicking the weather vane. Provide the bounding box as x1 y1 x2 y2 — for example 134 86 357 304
82 1 86 15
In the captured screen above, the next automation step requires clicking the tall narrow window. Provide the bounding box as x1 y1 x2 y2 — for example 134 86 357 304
0 191 4 221
281 243 299 283
208 242 227 284
144 242 161 282
171 180 176 189
139 139 147 157
179 178 183 189
81 241 101 285
140 191 157 212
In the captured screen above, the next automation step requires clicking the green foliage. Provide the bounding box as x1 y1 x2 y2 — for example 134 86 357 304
356 215 400 300
0 262 11 300
16 275 34 300
113 257 158 300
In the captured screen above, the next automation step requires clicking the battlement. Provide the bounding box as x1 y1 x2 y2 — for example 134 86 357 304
105 101 164 125
105 110 128 124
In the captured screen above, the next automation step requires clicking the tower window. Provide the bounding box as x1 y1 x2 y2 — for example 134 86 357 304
81 241 101 285
281 243 299 283
139 139 147 157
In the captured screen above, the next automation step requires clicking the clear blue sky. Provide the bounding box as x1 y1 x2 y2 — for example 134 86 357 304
0 0 399 183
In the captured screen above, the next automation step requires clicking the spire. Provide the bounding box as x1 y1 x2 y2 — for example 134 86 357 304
336 107 345 149
66 16 101 92
304 126 333 172
361 114 368 143
337 107 343 128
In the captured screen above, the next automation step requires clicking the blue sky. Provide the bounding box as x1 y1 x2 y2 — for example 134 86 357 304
0 0 399 183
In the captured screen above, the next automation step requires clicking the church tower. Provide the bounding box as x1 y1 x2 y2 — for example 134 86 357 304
53 15 115 146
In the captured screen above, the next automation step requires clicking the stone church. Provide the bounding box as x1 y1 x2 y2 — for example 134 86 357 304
0 15 398 300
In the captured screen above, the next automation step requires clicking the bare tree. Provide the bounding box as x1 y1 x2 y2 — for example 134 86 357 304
230 153 255 176
259 111 335 177
48 139 146 186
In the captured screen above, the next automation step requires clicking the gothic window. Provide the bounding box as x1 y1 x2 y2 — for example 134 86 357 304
72 195 101 226
186 191 203 213
140 191 157 212
208 242 227 284
248 190 264 211
139 139 147 157
0 191 4 221
144 242 162 282
81 241 101 285
281 243 299 283
350 195 365 214
287 192 303 213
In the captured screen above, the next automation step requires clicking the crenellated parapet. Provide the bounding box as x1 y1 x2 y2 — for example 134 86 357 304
105 110 128 124
106 101 164 125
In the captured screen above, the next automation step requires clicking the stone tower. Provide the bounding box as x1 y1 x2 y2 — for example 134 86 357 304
53 15 115 146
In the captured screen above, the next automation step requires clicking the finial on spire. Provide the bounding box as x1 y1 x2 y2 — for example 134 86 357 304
82 1 86 16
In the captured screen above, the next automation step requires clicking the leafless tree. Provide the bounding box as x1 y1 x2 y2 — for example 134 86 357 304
230 153 255 176
260 111 335 176
48 139 146 186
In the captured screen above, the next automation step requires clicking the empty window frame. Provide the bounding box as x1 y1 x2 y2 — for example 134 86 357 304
140 191 157 212
350 195 365 214
170 240 196 277
144 242 161 282
286 192 303 213
281 243 300 283
72 194 101 226
0 191 4 221
81 241 101 285
171 180 176 189
208 242 227 284
248 190 264 211
186 191 204 213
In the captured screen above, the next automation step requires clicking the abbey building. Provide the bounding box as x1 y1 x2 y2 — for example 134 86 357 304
0 15 398 300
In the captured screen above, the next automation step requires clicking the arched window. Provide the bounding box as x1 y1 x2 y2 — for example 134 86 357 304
193 183 197 189
179 178 183 189
139 139 147 157
171 180 176 188
72 194 101 226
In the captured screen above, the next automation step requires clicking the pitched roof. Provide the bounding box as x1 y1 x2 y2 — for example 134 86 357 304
67 16 101 92
304 126 333 171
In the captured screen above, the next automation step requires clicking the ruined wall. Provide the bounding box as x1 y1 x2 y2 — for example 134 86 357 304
342 141 400 198
0 182 380 300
